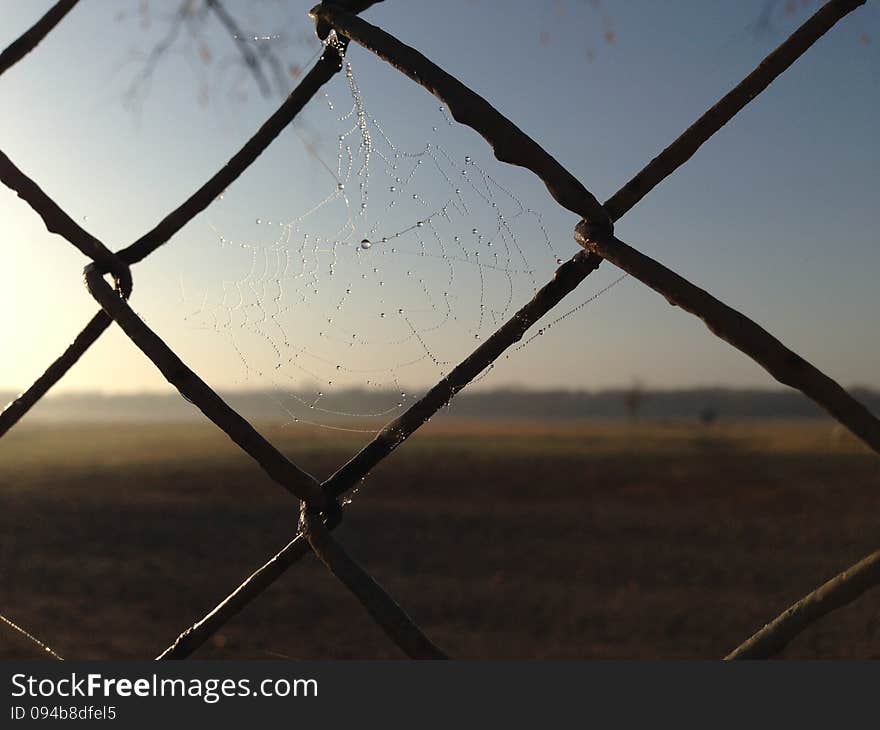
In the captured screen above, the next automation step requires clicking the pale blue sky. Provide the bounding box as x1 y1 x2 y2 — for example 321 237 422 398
1 0 877 400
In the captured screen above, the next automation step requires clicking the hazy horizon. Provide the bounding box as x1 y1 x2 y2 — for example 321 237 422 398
2 1 877 406
5 384 878 425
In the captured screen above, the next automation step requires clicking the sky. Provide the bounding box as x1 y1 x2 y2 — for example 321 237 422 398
1 0 878 407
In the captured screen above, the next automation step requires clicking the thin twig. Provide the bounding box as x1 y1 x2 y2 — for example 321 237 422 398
206 0 274 97
0 0 79 77
0 613 64 660
122 1 191 112
726 550 880 659
85 267 329 511
575 226 880 455
301 510 448 659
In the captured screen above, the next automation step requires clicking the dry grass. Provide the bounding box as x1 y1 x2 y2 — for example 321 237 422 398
0 418 878 659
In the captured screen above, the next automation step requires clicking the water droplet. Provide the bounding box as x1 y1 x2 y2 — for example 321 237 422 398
556 257 564 265
465 155 472 163
389 186 396 192
416 220 425 227
472 228 479 235
255 218 262 224
360 239 372 250
380 312 386 318
337 182 345 191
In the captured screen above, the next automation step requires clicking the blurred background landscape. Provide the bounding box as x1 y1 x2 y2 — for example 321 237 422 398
1 391 878 659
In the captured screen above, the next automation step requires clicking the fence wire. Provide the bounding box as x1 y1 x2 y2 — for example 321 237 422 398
0 0 876 661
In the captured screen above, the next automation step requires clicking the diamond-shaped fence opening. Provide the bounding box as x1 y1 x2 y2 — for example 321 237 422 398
1 0 877 661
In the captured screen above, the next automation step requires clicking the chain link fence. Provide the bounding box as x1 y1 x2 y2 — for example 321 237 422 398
1 0 877 660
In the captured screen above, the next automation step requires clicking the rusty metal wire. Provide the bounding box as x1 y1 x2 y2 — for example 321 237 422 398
726 551 880 659
300 507 448 660
0 151 132 296
0 613 64 661
0 36 350 437
0 311 111 439
0 0 876 661
0 0 79 76
575 226 880 454
84 267 330 511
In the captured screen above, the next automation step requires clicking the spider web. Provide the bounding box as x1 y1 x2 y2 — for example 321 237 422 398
177 38 624 432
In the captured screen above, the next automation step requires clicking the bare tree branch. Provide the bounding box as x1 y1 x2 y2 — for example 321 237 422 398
122 1 193 112
205 0 274 97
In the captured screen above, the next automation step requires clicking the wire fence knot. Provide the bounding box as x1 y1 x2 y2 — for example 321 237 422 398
83 261 134 301
573 218 611 253
299 493 344 535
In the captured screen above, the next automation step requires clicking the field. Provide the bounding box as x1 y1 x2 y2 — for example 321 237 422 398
1 418 878 660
